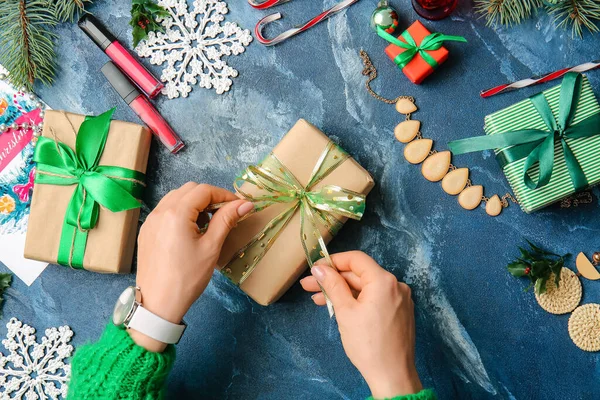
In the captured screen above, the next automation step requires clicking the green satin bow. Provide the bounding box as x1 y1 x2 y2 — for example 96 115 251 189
448 72 600 191
215 141 366 316
34 109 146 268
377 26 467 69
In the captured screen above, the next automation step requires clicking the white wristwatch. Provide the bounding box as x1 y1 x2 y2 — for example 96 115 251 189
112 286 187 344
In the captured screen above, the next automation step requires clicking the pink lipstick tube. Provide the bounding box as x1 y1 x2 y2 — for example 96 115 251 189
79 15 164 98
101 62 185 153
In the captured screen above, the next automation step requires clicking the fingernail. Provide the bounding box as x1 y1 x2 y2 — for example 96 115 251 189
237 202 254 217
311 294 318 300
311 265 325 282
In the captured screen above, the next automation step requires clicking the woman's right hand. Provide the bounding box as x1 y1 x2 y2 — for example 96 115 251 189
300 251 422 399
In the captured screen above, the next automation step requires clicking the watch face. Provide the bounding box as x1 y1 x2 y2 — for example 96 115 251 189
113 286 137 326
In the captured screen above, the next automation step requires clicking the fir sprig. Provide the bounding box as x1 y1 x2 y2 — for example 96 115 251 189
549 0 600 37
475 0 542 26
53 0 91 22
475 0 600 37
507 240 570 295
130 0 169 48
0 0 57 91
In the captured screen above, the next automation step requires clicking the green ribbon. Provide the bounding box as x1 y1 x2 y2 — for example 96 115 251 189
377 26 467 69
448 72 600 191
213 141 366 316
33 109 146 269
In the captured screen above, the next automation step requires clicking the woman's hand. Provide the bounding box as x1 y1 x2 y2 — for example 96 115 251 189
300 251 422 398
130 183 253 352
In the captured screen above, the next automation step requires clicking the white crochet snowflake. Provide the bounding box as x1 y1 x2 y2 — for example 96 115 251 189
0 318 73 399
136 0 253 98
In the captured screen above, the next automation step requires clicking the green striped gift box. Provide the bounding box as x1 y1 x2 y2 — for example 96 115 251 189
484 75 600 213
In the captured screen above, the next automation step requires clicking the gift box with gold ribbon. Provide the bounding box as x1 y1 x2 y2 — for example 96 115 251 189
449 73 600 213
216 120 374 308
24 109 151 272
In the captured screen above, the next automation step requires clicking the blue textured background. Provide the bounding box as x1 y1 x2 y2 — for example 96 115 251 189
2 0 600 398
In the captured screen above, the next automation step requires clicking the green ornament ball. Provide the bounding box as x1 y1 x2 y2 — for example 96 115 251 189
370 2 400 34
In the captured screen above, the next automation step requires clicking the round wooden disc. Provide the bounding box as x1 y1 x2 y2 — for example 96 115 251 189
569 304 600 352
535 268 582 315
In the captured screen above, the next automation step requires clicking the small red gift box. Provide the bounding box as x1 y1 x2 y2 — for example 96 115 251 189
384 20 449 85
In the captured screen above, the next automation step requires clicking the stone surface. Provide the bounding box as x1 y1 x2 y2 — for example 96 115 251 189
2 1 600 399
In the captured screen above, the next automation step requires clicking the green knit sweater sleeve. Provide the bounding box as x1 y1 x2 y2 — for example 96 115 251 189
67 323 175 400
367 388 437 400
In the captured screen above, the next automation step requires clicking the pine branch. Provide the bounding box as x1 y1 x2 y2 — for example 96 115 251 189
0 0 57 91
548 0 600 37
475 0 543 25
53 0 90 22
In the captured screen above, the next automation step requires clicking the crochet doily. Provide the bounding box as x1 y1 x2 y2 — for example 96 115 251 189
569 303 600 352
135 0 253 98
535 268 582 315
0 318 73 399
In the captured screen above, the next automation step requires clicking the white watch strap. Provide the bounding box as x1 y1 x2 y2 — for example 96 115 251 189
127 305 186 344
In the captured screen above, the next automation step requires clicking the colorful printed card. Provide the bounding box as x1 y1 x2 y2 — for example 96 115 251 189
0 66 48 285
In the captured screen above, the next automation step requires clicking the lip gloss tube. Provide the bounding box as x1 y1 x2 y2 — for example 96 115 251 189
101 62 184 153
79 15 164 98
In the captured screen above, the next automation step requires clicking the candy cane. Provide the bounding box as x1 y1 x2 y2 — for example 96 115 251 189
481 60 600 98
255 0 360 46
13 92 25 113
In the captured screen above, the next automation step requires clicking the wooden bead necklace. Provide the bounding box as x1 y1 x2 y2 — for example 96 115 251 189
360 50 517 217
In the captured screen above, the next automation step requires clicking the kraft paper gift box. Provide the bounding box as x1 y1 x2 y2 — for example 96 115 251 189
217 119 375 306
24 110 151 273
449 73 600 213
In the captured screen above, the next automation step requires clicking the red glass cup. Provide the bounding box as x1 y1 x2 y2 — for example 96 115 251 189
411 0 458 20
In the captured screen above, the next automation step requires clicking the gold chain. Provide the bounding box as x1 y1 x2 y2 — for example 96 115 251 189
360 50 413 105
500 193 518 207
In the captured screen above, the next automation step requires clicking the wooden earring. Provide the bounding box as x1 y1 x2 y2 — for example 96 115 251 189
576 252 600 280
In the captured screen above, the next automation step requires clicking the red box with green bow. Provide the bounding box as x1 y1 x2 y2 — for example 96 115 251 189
380 21 466 84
